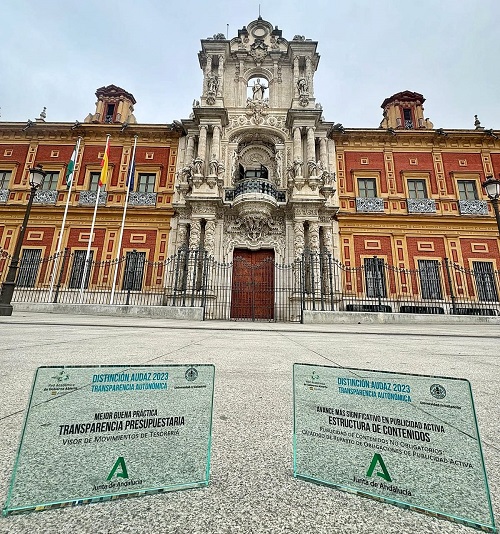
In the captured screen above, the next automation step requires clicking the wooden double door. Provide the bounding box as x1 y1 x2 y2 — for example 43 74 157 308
230 249 275 320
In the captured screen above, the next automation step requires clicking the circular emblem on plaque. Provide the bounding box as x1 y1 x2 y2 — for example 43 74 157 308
185 367 198 381
430 383 446 399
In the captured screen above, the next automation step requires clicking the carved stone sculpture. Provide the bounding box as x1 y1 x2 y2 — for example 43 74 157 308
293 157 303 177
274 150 283 185
204 220 216 256
294 221 305 258
192 157 204 176
209 154 218 175
252 78 267 101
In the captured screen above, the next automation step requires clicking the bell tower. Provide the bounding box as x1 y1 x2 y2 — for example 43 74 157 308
84 85 137 125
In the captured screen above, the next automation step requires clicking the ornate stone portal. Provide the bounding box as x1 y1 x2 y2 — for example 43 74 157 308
169 17 339 265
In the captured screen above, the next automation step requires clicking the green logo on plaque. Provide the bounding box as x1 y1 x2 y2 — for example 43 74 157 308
366 453 392 482
107 457 129 481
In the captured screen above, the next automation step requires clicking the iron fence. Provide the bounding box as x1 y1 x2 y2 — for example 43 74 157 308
1 247 499 320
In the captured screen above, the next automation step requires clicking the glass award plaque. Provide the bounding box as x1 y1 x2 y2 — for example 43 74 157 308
293 363 496 533
3 364 215 515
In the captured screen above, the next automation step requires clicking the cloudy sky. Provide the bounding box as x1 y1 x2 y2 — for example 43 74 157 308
1 0 498 130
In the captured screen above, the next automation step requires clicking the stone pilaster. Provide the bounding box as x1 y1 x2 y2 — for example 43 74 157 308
294 220 304 259
189 219 202 249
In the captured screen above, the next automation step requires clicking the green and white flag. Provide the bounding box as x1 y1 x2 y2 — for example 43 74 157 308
65 145 78 189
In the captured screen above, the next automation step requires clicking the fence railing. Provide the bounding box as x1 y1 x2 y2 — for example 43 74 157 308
1 248 499 320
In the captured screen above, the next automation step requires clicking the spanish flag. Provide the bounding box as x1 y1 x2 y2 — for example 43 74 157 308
99 140 110 188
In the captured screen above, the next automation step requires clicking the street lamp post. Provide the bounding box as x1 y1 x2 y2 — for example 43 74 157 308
0 165 45 316
482 175 500 236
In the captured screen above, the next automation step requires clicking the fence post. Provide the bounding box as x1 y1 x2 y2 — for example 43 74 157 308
374 255 383 311
319 252 325 311
309 251 316 311
125 249 137 306
200 250 209 319
53 248 69 304
190 249 199 307
443 257 457 314
327 252 335 311
300 254 306 322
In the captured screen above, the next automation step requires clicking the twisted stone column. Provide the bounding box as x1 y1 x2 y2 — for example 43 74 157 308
177 223 188 250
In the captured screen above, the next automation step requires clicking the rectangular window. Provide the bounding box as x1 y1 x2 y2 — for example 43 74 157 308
17 249 42 287
69 250 94 289
364 257 387 298
89 172 101 191
137 173 156 193
0 170 12 189
403 108 414 129
358 178 377 198
40 171 59 191
473 261 498 302
457 180 478 200
407 179 427 199
122 251 146 290
418 259 443 300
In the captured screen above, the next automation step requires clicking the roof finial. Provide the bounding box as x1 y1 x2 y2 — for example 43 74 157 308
258 3 262 19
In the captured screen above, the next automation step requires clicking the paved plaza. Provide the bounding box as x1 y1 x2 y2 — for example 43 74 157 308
0 312 498 534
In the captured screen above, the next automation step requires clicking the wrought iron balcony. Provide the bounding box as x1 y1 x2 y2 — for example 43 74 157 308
33 189 57 204
458 199 488 216
356 197 384 213
225 179 286 203
0 189 8 203
79 190 107 206
407 198 436 213
129 192 157 206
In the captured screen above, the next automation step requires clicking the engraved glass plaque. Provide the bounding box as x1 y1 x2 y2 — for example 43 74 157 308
4 364 214 514
293 364 496 533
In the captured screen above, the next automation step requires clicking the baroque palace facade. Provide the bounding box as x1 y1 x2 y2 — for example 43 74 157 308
1 17 499 319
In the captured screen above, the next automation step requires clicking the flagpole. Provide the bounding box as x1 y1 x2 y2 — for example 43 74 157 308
110 135 138 304
48 136 81 301
79 134 110 302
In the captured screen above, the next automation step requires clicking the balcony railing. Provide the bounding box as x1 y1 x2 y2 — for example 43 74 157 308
225 179 286 203
458 200 488 216
356 197 384 213
33 190 57 204
407 198 436 213
129 192 157 206
0 189 8 203
79 190 107 206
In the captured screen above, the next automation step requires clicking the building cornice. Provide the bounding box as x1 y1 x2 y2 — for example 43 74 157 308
330 128 500 150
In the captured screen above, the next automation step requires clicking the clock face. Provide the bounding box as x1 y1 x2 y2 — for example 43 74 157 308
252 26 267 38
